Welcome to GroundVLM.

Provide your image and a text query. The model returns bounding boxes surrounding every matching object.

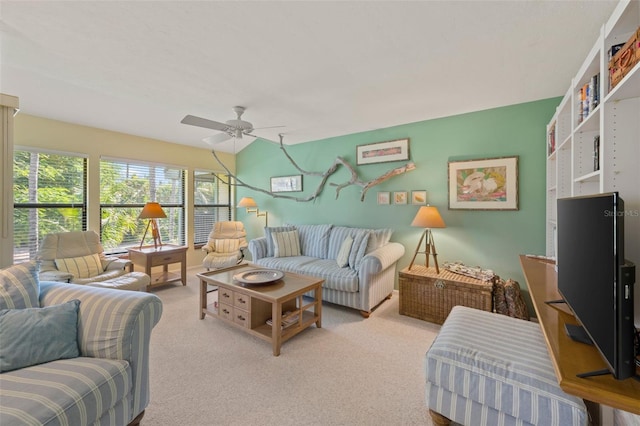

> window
[194,171,232,245]
[13,150,87,263]
[100,158,185,253]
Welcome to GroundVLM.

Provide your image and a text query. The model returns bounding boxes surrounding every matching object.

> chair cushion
[55,253,102,279]
[0,261,40,309]
[214,238,241,254]
[272,230,301,258]
[0,299,80,372]
[0,357,131,426]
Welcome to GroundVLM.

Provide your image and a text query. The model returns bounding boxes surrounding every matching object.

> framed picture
[411,190,427,205]
[377,191,390,205]
[448,156,519,210]
[393,191,408,205]
[270,174,303,193]
[356,138,410,165]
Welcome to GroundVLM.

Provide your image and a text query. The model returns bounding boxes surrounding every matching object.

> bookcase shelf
[545,0,640,331]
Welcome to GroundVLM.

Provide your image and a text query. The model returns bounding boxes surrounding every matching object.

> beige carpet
[144,268,440,425]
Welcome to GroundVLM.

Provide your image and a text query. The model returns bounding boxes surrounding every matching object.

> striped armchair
[0,279,163,425]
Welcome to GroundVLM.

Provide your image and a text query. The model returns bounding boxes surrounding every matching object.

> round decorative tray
[233,269,284,285]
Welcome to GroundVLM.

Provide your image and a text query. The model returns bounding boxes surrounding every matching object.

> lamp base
[140,219,163,250]
[408,228,440,274]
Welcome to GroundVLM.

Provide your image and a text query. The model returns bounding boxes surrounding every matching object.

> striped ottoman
[87,271,150,291]
[425,306,588,426]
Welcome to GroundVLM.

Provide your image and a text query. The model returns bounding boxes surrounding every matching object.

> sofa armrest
[358,242,405,274]
[202,243,214,254]
[103,257,131,271]
[38,281,163,417]
[38,270,73,282]
[248,237,268,261]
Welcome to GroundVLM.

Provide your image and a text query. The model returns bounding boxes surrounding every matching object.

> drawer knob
[237,315,245,321]
[237,299,246,304]
[222,308,230,314]
[434,280,446,289]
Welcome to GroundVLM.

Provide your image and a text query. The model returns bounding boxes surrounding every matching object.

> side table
[399,265,493,324]
[128,245,188,290]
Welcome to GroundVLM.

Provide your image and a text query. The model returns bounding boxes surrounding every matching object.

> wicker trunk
[399,265,493,324]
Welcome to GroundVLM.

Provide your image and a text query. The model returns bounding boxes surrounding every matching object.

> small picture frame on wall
[393,191,408,205]
[356,138,410,165]
[411,190,427,205]
[270,174,303,193]
[377,191,390,205]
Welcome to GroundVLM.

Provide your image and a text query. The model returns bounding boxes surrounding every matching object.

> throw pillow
[0,299,80,372]
[336,235,353,268]
[214,238,241,254]
[348,230,371,269]
[264,226,296,257]
[0,261,40,310]
[55,253,102,279]
[272,230,301,258]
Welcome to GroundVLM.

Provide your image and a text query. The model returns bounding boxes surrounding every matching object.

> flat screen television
[556,192,636,380]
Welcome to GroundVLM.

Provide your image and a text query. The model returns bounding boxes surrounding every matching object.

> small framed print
[270,174,303,193]
[393,191,408,205]
[356,138,410,165]
[377,191,390,205]
[411,190,427,205]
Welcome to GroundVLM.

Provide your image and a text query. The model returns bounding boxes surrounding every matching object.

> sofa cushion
[293,224,333,258]
[0,261,40,309]
[336,235,353,268]
[264,226,296,257]
[55,253,102,279]
[254,257,359,293]
[327,226,355,259]
[348,230,371,269]
[0,357,132,426]
[366,228,393,253]
[0,299,80,372]
[272,230,301,257]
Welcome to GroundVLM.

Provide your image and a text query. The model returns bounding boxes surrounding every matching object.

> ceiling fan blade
[202,133,233,145]
[251,125,286,131]
[181,115,230,132]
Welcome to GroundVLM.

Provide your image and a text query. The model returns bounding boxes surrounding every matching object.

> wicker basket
[399,265,493,324]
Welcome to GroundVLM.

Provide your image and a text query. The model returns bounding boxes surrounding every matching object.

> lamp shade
[237,197,258,208]
[411,206,446,228]
[138,202,167,219]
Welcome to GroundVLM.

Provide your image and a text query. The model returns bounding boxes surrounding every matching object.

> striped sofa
[0,272,163,426]
[249,224,405,317]
[425,306,588,426]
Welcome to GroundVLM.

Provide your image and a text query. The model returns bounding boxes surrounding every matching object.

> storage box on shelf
[609,27,640,90]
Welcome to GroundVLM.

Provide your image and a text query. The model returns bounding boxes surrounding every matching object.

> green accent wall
[237,97,561,312]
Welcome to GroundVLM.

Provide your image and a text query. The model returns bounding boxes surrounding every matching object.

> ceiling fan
[181,106,282,145]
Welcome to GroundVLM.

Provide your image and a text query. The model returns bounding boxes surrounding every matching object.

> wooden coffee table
[197,264,323,356]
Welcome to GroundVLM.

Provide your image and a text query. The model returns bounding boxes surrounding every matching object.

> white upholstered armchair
[37,230,133,284]
[202,221,248,270]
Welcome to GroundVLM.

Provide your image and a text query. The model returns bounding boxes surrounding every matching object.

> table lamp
[237,197,268,226]
[139,202,167,249]
[408,205,446,273]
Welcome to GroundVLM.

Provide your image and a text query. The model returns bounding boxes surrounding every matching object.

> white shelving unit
[546,0,640,324]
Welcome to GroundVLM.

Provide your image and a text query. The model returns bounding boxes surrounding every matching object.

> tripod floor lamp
[139,202,166,249]
[408,205,446,273]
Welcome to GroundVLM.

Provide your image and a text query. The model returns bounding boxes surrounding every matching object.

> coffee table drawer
[233,309,250,328]
[219,303,234,321]
[150,251,183,266]
[219,288,234,305]
[234,293,250,309]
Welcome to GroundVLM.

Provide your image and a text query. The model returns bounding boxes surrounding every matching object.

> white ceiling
[0,1,618,153]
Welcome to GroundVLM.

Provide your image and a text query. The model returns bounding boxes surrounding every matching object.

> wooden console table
[128,245,187,290]
[519,255,639,415]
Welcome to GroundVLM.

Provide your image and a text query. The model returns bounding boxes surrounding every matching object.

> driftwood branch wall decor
[210,134,415,202]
